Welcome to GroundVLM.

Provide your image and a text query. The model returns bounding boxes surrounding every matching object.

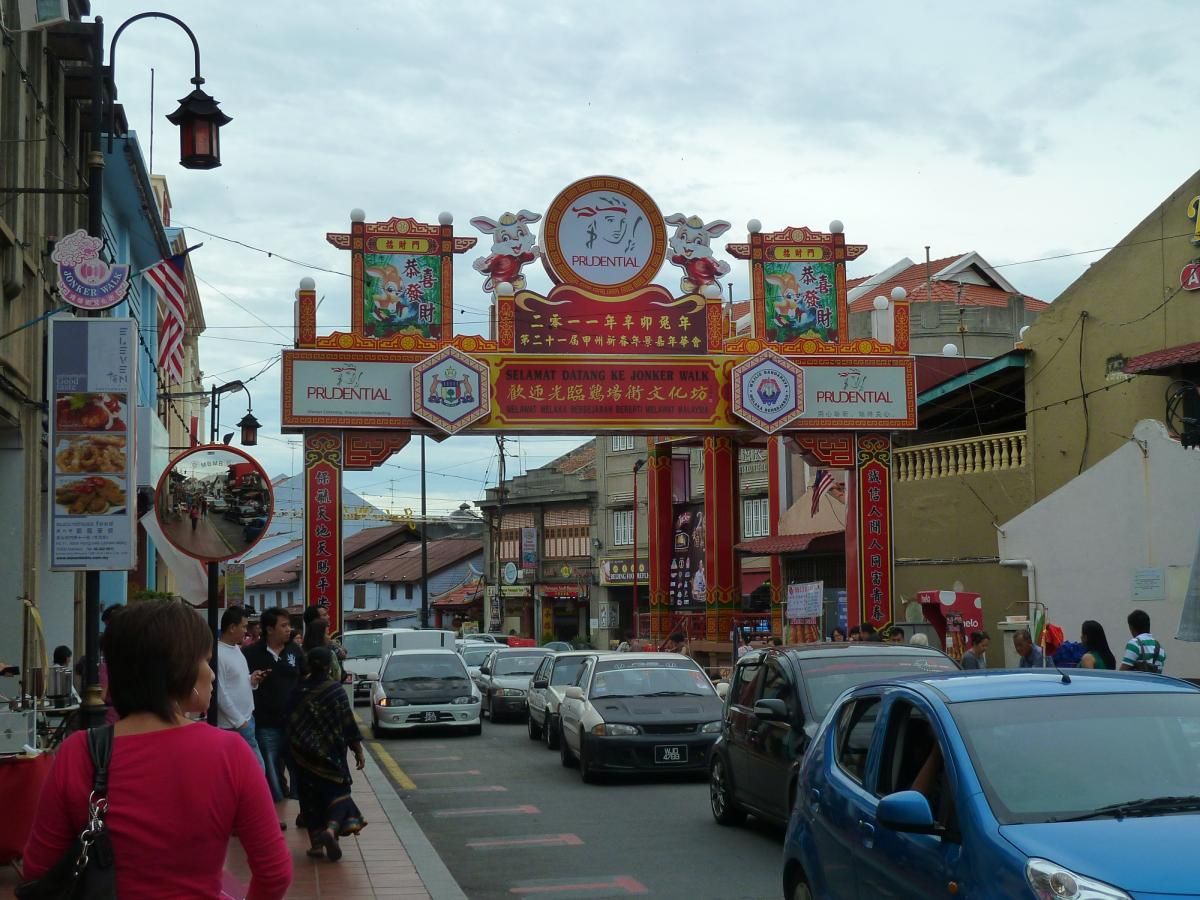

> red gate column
[304,431,344,635]
[703,436,740,642]
[850,434,895,633]
[646,442,674,641]
[767,435,785,637]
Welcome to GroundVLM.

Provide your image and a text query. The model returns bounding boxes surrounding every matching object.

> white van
[343,628,456,702]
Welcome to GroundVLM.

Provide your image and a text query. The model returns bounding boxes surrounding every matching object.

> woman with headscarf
[287,647,366,861]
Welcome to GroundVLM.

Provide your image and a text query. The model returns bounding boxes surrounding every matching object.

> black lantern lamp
[167,86,232,170]
[237,411,261,447]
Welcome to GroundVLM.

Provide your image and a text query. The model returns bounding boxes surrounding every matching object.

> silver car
[370,648,481,737]
[459,643,495,683]
[527,651,596,749]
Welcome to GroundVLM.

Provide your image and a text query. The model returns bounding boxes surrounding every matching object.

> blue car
[784,670,1200,899]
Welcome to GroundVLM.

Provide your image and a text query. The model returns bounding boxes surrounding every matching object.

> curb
[362,747,468,900]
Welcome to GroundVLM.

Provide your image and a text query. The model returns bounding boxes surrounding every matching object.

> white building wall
[999,420,1200,678]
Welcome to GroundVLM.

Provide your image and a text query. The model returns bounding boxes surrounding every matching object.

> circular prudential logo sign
[541,175,667,296]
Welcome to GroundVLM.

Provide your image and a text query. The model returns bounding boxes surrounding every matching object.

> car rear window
[462,647,492,666]
[800,654,958,718]
[382,653,467,680]
[494,654,547,676]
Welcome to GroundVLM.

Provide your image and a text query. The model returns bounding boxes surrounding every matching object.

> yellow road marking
[354,709,417,790]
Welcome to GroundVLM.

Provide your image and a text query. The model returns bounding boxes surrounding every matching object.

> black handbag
[16,724,117,899]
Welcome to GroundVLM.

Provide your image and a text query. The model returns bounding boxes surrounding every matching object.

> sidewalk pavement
[3,745,466,900]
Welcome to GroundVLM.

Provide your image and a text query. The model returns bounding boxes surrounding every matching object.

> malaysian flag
[146,252,189,383]
[810,469,834,517]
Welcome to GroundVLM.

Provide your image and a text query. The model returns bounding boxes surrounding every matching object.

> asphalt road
[363,710,786,900]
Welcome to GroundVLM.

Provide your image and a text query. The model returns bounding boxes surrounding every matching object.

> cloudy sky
[96,0,1197,515]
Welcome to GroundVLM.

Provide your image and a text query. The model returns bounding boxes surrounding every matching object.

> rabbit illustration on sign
[470,209,541,292]
[365,263,420,326]
[765,271,818,334]
[664,213,731,295]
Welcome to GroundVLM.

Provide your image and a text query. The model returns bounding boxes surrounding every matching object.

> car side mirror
[753,698,789,721]
[565,685,584,701]
[480,665,491,675]
[715,681,730,699]
[532,678,549,689]
[877,790,939,835]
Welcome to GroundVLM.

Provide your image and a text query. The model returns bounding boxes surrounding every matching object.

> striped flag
[810,469,834,517]
[146,252,188,383]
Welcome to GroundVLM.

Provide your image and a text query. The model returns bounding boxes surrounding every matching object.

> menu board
[48,317,136,570]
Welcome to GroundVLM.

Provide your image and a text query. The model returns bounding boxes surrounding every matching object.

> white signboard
[1132,567,1166,601]
[799,362,914,425]
[49,317,136,570]
[282,351,418,428]
[598,602,619,629]
[787,580,823,622]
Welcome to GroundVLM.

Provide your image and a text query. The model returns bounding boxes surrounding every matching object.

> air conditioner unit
[16,0,70,31]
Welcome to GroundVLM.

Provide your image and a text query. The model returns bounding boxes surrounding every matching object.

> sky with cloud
[96,0,1199,514]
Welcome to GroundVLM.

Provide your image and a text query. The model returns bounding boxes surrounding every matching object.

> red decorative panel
[646,447,674,640]
[853,434,893,632]
[788,433,856,467]
[893,300,910,353]
[702,436,739,641]
[343,431,411,470]
[296,289,317,348]
[304,431,344,635]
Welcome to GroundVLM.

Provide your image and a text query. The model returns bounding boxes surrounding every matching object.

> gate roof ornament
[412,346,491,435]
[731,349,805,434]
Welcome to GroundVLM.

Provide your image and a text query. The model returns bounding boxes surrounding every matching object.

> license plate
[422,711,439,722]
[654,745,687,764]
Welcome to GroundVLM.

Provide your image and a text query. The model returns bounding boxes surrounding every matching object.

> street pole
[207,560,219,722]
[419,435,429,628]
[631,458,645,641]
[210,383,218,443]
[81,18,107,727]
[493,435,506,634]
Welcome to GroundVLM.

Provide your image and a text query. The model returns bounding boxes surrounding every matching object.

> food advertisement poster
[49,317,136,570]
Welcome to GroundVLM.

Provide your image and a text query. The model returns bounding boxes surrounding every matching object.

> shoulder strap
[88,724,114,795]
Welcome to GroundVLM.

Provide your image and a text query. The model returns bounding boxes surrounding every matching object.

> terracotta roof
[1123,342,1200,375]
[244,525,411,588]
[343,538,483,584]
[734,531,843,555]
[847,256,1048,314]
[546,442,596,480]
[431,575,484,608]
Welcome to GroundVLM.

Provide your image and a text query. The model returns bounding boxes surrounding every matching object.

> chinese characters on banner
[856,434,894,631]
[513,286,707,354]
[494,358,723,427]
[304,431,343,633]
[48,317,136,571]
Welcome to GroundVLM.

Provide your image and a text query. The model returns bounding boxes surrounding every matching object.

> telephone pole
[492,435,506,634]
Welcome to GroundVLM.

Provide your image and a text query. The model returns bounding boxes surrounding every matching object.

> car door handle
[857,819,875,848]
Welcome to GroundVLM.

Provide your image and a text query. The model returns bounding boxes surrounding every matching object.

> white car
[526,651,596,749]
[557,652,725,783]
[459,643,495,685]
[370,648,481,737]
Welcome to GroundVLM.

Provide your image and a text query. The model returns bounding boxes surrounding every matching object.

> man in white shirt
[217,605,266,769]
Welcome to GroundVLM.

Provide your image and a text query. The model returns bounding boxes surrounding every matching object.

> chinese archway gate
[280,176,916,641]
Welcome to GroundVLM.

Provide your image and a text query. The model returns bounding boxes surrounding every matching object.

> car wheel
[709,757,746,826]
[371,718,387,740]
[544,714,559,750]
[578,731,597,784]
[527,710,542,741]
[790,874,814,900]
[559,727,576,768]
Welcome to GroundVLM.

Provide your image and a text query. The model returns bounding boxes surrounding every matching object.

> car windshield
[800,654,959,718]
[382,654,466,681]
[551,657,589,686]
[950,692,1200,825]
[590,659,714,698]
[342,633,382,659]
[495,654,547,676]
[462,647,493,666]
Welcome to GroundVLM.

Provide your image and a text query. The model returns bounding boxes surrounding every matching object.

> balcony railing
[894,431,1026,482]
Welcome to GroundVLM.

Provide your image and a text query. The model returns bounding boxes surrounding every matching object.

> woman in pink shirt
[22,599,292,899]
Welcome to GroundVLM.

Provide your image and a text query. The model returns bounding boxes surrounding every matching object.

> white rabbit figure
[470,209,541,293]
[664,213,731,295]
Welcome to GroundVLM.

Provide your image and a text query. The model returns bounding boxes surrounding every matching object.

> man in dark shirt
[243,607,305,804]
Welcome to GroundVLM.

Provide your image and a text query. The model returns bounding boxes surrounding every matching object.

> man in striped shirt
[1119,609,1166,673]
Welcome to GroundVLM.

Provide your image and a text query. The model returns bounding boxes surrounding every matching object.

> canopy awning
[734,531,843,555]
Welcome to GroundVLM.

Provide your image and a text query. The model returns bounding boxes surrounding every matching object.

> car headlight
[701,721,722,734]
[452,695,477,705]
[592,723,640,736]
[377,697,408,708]
[498,688,526,697]
[1025,858,1131,900]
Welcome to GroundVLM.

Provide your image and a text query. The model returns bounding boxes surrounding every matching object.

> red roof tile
[734,531,843,555]
[432,575,484,608]
[1123,342,1200,374]
[343,538,483,583]
[847,257,1048,314]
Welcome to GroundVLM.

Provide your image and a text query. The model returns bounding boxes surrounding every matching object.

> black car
[709,642,959,827]
[476,647,554,722]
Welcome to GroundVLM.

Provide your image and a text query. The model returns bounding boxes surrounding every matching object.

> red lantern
[166,88,232,170]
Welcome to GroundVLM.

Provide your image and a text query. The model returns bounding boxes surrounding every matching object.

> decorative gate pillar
[766,435,786,636]
[848,434,895,632]
[702,436,740,641]
[646,442,675,640]
[304,431,344,635]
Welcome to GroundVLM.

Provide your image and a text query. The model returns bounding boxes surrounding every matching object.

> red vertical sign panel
[855,434,894,631]
[304,431,344,635]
